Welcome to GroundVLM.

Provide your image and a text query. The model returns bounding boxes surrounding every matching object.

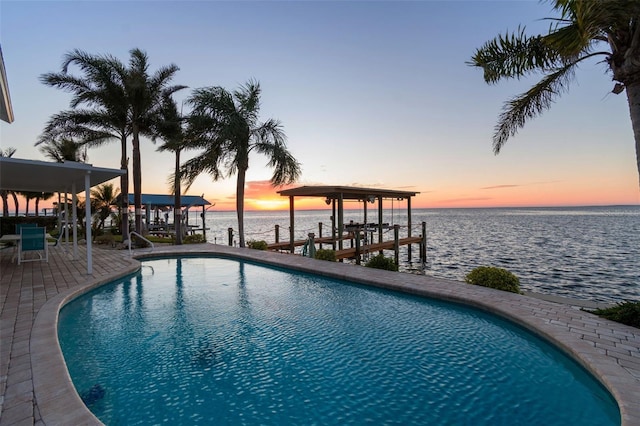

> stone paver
[0,243,638,425]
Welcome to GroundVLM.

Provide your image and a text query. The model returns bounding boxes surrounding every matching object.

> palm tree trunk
[25,198,30,217]
[1,192,8,217]
[626,82,640,188]
[132,127,143,234]
[35,197,40,217]
[11,192,18,217]
[236,167,247,248]
[174,149,183,245]
[120,135,130,239]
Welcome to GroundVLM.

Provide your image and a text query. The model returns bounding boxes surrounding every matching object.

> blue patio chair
[18,227,48,265]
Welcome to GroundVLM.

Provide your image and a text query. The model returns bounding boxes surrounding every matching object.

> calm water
[186,206,639,304]
[59,257,620,425]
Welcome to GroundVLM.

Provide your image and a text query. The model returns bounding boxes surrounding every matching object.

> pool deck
[1,243,639,425]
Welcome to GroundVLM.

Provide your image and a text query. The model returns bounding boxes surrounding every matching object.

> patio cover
[0,157,125,274]
[0,157,124,193]
[0,46,13,123]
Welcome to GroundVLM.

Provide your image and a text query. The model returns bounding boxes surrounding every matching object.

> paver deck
[1,243,638,425]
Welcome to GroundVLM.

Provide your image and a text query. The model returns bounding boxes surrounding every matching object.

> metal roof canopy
[126,193,211,208]
[277,185,419,253]
[0,46,14,124]
[0,157,125,275]
[0,157,125,194]
[278,185,417,200]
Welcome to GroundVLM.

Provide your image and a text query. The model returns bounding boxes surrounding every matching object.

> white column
[72,183,78,260]
[64,192,69,249]
[85,172,92,274]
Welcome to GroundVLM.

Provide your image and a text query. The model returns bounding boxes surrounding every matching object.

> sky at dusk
[1,0,639,211]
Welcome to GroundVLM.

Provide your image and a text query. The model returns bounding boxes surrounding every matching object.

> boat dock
[270,186,428,265]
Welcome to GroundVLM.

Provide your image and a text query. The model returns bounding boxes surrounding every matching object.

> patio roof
[0,157,125,275]
[0,45,13,123]
[277,185,418,200]
[0,157,124,193]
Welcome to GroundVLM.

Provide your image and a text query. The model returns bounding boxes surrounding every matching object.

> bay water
[185,205,639,304]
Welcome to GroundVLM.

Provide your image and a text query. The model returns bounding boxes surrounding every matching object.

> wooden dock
[334,236,423,260]
[266,231,425,265]
[266,234,355,251]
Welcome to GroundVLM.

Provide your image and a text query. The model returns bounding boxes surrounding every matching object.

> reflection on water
[194,206,639,303]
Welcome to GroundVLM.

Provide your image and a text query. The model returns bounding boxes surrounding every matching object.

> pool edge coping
[32,244,640,425]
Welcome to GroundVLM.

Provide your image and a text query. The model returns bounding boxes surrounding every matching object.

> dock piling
[394,224,400,266]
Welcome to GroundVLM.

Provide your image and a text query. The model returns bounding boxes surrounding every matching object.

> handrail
[128,231,154,257]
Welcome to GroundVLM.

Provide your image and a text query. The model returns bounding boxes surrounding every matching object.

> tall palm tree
[152,94,187,244]
[469,0,640,186]
[0,147,17,216]
[124,49,185,233]
[40,49,131,236]
[182,80,301,247]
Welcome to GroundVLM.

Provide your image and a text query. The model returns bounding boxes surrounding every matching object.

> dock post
[355,232,361,265]
[275,224,280,244]
[407,197,412,262]
[421,221,427,263]
[318,222,323,249]
[228,228,233,246]
[394,224,400,266]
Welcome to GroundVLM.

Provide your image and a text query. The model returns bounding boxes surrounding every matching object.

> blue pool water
[58,257,620,425]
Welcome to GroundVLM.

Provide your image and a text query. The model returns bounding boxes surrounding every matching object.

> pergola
[277,185,419,252]
[0,157,125,274]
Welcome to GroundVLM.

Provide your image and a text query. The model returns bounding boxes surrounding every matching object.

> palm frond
[493,62,575,153]
[469,27,561,83]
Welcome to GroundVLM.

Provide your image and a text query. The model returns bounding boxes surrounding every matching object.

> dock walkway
[335,236,423,260]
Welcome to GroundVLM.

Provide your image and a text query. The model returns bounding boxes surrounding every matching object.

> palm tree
[124,49,185,233]
[152,94,187,244]
[37,132,88,163]
[182,80,301,247]
[34,192,55,216]
[19,192,41,217]
[469,0,640,186]
[40,49,131,236]
[91,183,120,230]
[0,147,17,216]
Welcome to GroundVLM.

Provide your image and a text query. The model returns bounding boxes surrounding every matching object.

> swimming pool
[58,256,620,425]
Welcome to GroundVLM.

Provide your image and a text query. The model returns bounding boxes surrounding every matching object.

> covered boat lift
[125,193,211,237]
[277,185,425,263]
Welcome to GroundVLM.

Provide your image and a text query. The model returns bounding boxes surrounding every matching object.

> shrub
[590,301,640,328]
[365,254,398,271]
[184,234,206,244]
[314,249,336,261]
[247,240,268,250]
[94,233,115,247]
[465,266,520,293]
[131,234,150,248]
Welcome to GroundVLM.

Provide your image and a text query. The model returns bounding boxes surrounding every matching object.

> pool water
[58,257,620,425]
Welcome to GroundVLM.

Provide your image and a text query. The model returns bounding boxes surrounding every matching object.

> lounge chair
[18,227,48,265]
